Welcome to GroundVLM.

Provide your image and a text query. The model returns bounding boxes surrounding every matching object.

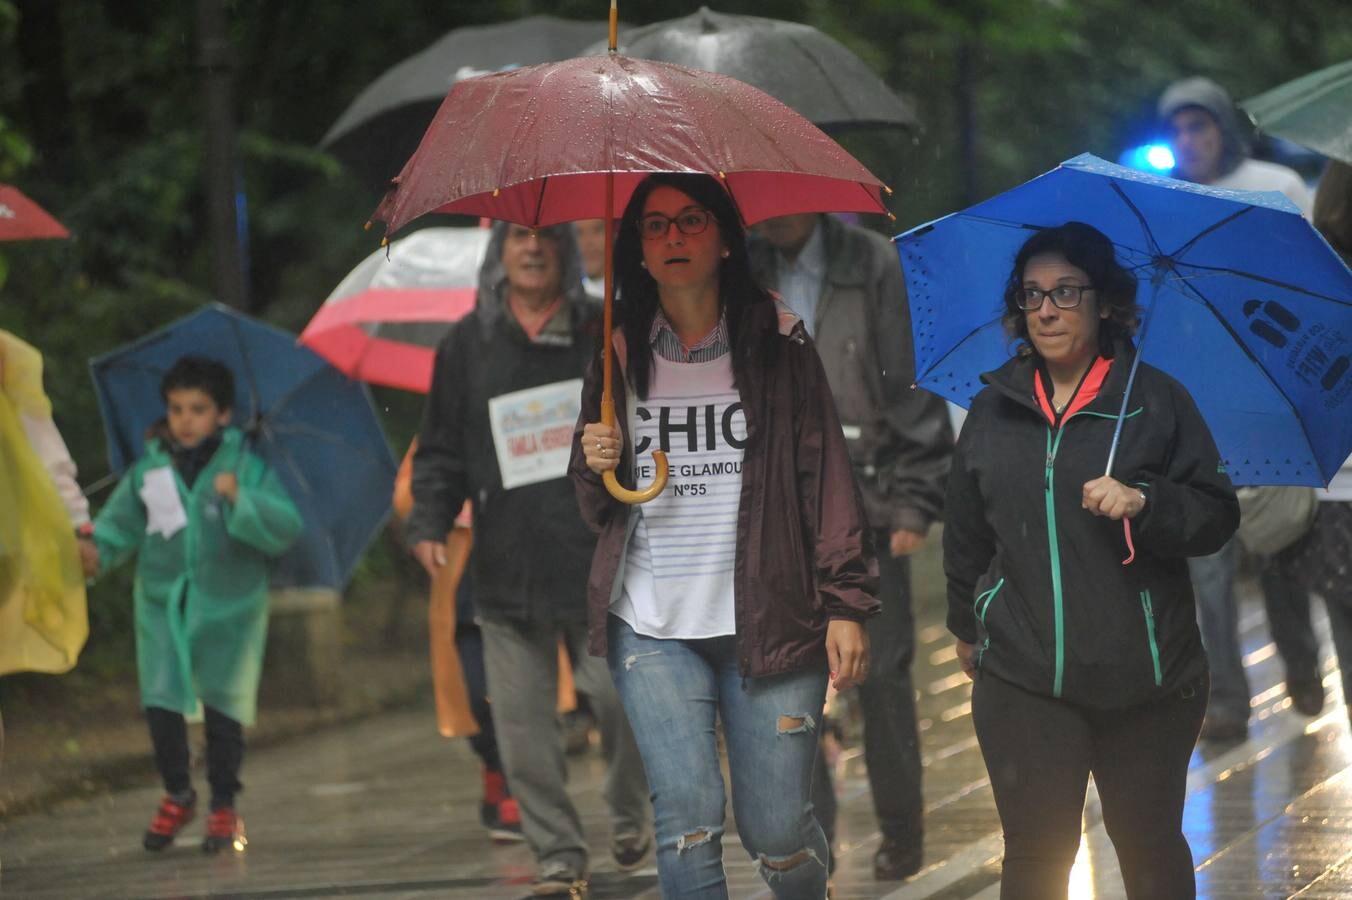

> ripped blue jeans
[607,615,829,899]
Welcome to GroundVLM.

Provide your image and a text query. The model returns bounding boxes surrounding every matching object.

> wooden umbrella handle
[599,398,668,504]
[599,166,668,505]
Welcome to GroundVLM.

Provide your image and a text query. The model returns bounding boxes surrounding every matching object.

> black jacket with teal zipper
[944,342,1239,709]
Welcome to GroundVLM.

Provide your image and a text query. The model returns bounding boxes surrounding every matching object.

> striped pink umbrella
[300,227,490,392]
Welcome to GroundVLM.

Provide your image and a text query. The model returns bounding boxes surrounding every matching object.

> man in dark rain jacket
[408,222,648,895]
[750,213,953,880]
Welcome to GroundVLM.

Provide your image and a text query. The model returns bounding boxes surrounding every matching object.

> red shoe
[144,793,196,851]
[491,796,526,843]
[201,806,246,853]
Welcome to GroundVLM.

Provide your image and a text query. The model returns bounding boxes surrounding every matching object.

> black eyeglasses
[1017,284,1094,310]
[637,208,712,241]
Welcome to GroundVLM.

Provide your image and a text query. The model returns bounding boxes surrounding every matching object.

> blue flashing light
[1119,143,1176,174]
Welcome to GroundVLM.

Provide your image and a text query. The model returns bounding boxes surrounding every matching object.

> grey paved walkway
[3,570,1350,898]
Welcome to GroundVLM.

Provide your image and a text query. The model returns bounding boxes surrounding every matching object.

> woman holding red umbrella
[571,173,877,897]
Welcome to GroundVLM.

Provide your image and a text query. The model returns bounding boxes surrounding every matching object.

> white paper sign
[488,379,583,490]
[140,466,188,539]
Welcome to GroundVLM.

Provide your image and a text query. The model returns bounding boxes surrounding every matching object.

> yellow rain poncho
[0,331,88,675]
[93,426,302,725]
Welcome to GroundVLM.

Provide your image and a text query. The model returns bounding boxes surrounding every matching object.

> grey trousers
[480,617,649,873]
[1188,536,1319,723]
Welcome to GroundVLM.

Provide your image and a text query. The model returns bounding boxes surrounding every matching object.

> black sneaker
[874,836,922,881]
[526,859,587,897]
[562,710,595,756]
[612,831,652,872]
[1289,678,1326,717]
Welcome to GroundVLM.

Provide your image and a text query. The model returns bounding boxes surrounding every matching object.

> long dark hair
[615,173,775,399]
[1001,221,1139,358]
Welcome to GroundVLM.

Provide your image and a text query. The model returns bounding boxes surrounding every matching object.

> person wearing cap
[1159,75,1313,214]
[1158,76,1324,743]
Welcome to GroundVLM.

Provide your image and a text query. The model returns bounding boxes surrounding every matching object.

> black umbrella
[590,6,916,132]
[321,15,619,188]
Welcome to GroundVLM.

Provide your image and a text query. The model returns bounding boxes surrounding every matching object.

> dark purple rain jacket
[568,298,880,678]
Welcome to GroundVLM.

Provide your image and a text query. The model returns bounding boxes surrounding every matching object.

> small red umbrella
[300,226,490,393]
[0,185,70,242]
[371,2,890,503]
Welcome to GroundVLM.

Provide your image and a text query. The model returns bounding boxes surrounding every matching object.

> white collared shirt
[773,220,827,337]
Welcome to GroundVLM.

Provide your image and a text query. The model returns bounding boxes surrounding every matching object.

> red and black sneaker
[490,796,526,843]
[143,792,196,851]
[201,806,246,854]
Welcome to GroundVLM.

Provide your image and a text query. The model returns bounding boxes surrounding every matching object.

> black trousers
[971,671,1207,900]
[146,705,244,810]
[456,623,503,772]
[812,545,923,847]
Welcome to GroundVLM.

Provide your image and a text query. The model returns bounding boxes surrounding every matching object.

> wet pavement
[3,567,1351,899]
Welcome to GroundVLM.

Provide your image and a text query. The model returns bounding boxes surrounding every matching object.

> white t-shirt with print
[611,352,746,639]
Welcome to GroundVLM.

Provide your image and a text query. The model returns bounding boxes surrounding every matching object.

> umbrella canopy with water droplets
[370,52,890,236]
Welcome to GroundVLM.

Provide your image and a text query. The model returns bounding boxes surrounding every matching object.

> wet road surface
[3,573,1349,899]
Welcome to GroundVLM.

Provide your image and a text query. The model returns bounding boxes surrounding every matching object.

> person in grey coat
[750,213,953,880]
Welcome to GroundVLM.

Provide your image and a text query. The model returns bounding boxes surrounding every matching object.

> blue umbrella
[90,303,396,588]
[897,153,1352,486]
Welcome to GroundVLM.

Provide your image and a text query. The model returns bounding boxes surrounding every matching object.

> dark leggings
[146,705,244,810]
[971,672,1207,900]
[456,623,502,772]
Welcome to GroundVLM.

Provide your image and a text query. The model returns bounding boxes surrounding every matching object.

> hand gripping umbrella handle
[600,397,669,504]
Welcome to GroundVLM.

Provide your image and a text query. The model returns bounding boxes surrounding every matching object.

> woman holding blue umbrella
[944,222,1238,899]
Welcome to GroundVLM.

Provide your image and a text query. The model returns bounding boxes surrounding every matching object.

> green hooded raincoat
[93,427,303,725]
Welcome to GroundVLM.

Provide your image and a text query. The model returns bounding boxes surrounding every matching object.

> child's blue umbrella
[90,304,397,589]
[896,153,1352,487]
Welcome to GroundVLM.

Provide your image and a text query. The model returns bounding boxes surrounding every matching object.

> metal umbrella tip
[718,171,726,179]
[363,221,373,231]
[380,237,389,247]
[886,212,897,221]
[492,187,501,197]
[883,185,894,195]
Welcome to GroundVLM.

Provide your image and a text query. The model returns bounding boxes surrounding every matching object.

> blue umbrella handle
[1104,278,1160,478]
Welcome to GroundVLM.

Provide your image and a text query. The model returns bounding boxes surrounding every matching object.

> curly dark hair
[160,355,235,411]
[615,173,775,400]
[1001,222,1139,358]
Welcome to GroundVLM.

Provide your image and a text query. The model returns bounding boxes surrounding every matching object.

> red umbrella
[299,227,490,393]
[370,56,888,234]
[0,185,69,242]
[370,3,890,503]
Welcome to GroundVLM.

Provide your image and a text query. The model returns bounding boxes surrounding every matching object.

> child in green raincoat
[92,356,303,854]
